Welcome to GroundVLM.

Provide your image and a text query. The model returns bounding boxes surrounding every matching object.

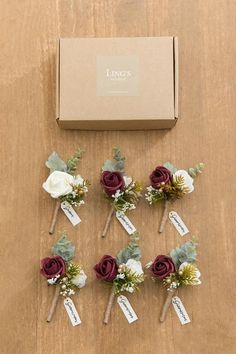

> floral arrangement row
[42,148,204,235]
[41,233,200,324]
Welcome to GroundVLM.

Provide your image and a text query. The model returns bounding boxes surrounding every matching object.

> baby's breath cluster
[113,261,144,295]
[145,185,164,204]
[59,276,76,297]
[111,177,142,213]
[60,176,89,207]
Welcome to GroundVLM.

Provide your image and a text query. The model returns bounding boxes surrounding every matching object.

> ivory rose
[173,170,194,193]
[43,171,74,198]
[125,259,144,279]
[71,270,87,288]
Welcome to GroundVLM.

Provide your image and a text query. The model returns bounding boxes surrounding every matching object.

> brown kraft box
[56,36,179,130]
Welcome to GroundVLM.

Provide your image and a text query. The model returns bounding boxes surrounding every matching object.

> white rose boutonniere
[43,150,89,234]
[43,171,74,198]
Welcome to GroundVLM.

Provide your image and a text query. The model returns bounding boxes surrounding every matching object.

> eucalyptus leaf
[52,234,75,262]
[45,152,67,174]
[102,147,125,172]
[188,163,205,178]
[116,232,141,264]
[113,147,125,172]
[66,149,83,174]
[170,240,197,268]
[102,160,116,172]
[163,161,178,174]
[113,160,125,172]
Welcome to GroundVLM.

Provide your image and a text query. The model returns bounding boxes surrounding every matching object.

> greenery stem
[159,200,170,233]
[101,206,114,238]
[49,200,61,235]
[160,289,176,322]
[46,286,60,322]
[103,286,115,324]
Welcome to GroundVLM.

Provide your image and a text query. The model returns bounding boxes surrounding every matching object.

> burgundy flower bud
[100,171,125,196]
[94,255,118,282]
[150,255,176,280]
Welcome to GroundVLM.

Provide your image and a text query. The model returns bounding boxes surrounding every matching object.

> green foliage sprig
[188,163,205,178]
[116,232,141,264]
[66,149,84,174]
[45,152,67,173]
[66,262,82,279]
[45,149,83,175]
[102,147,125,172]
[170,239,197,268]
[52,233,75,262]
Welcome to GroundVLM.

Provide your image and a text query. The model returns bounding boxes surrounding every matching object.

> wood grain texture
[0,1,236,353]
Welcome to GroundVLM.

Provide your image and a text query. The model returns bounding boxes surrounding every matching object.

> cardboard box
[56,37,178,130]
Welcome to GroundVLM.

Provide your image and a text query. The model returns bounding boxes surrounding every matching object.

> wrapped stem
[103,286,115,324]
[49,200,61,235]
[160,289,176,322]
[159,200,170,233]
[101,205,114,238]
[46,285,60,322]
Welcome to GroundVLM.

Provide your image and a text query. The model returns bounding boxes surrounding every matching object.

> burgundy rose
[40,256,66,279]
[150,166,172,189]
[150,255,176,280]
[94,255,118,282]
[100,171,125,196]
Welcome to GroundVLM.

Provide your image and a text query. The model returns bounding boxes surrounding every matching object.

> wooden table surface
[1,1,236,353]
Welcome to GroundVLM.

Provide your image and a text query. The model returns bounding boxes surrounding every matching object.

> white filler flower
[123,176,133,187]
[73,175,84,186]
[43,171,74,198]
[173,170,194,193]
[71,270,87,288]
[125,259,144,280]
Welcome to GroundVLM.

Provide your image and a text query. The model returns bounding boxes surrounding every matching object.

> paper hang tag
[172,296,191,325]
[61,201,81,226]
[117,295,138,324]
[63,297,82,326]
[169,211,189,236]
[116,212,136,235]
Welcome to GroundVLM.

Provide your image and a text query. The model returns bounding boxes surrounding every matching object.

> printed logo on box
[97,56,139,96]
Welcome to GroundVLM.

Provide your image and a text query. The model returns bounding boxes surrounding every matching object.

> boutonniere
[43,150,89,234]
[148,239,201,322]
[145,162,204,233]
[100,148,142,238]
[40,233,87,323]
[94,232,144,324]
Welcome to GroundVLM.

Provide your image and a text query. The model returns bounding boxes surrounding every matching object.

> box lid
[56,37,178,129]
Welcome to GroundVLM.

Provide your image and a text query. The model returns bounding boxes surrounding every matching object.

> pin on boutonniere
[147,239,201,322]
[40,233,87,323]
[145,162,204,233]
[100,148,142,238]
[43,150,89,234]
[94,232,144,324]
